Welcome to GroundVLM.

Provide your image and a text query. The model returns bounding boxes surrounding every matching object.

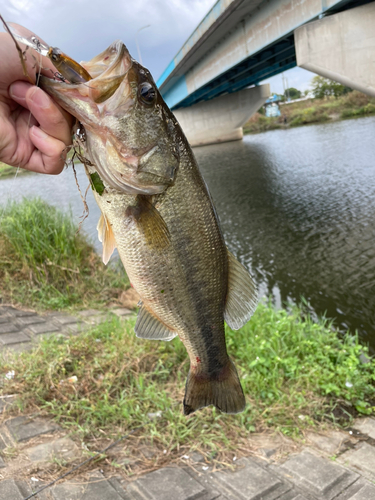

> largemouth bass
[39,40,258,415]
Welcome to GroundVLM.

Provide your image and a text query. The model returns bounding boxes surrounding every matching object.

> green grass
[2,303,374,465]
[0,162,32,179]
[289,107,330,127]
[0,198,129,310]
[341,103,375,118]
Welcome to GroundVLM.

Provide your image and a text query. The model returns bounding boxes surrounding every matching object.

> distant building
[264,94,282,117]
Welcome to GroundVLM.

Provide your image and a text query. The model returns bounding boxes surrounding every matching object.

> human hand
[0,32,74,174]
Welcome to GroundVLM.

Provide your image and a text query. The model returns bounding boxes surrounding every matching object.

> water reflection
[194,116,375,349]
[0,116,374,348]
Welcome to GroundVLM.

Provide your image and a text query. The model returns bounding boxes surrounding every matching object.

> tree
[285,87,301,100]
[310,76,352,99]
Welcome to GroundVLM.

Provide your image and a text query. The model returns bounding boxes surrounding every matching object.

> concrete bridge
[157,0,375,146]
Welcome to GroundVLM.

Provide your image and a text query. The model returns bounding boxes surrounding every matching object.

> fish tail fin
[183,359,245,415]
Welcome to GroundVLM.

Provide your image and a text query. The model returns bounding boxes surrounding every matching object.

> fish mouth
[40,40,178,196]
[39,40,133,125]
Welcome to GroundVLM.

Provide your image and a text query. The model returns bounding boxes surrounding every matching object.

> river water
[0,116,374,348]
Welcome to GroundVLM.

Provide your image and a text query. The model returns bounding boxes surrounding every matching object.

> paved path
[1,306,375,499]
[0,305,133,353]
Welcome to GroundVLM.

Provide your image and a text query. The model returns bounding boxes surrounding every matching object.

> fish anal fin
[126,195,170,250]
[183,359,245,415]
[97,213,117,265]
[135,305,177,341]
[224,250,258,330]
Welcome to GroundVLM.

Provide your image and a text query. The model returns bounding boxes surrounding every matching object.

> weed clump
[2,304,374,452]
[0,197,129,309]
[289,107,329,127]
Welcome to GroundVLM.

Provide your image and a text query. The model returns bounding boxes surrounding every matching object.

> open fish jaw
[39,41,179,196]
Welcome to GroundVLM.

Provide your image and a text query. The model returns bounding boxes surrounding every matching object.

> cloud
[1,0,216,79]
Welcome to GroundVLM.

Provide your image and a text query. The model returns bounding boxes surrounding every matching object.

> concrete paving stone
[277,450,359,500]
[52,315,79,325]
[0,314,12,324]
[335,479,375,500]
[86,315,107,325]
[353,418,375,440]
[112,308,133,317]
[0,456,5,468]
[17,315,47,326]
[349,484,375,500]
[0,479,24,500]
[0,429,12,450]
[78,309,103,317]
[306,430,351,455]
[278,493,308,500]
[26,437,79,463]
[10,309,37,317]
[0,331,30,344]
[64,322,84,334]
[51,472,127,500]
[6,415,60,442]
[27,322,60,335]
[4,342,33,353]
[0,395,16,414]
[207,457,291,500]
[338,442,375,482]
[127,467,219,500]
[0,323,19,334]
[107,477,134,500]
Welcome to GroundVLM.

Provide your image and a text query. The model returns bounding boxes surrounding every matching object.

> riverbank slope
[244,90,375,134]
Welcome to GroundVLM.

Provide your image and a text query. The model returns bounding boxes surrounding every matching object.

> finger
[0,33,59,94]
[28,125,68,174]
[10,82,74,146]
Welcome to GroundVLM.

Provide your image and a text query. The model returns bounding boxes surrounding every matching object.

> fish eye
[139,82,156,106]
[49,48,62,63]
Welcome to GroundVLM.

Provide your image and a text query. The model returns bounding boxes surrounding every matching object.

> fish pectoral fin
[127,195,170,250]
[97,213,117,265]
[135,305,177,341]
[224,250,258,330]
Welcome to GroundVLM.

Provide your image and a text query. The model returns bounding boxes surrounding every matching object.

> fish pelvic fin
[97,213,117,265]
[183,359,245,415]
[224,250,258,330]
[135,305,177,341]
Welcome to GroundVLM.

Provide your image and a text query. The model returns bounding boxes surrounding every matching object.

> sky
[1,0,316,93]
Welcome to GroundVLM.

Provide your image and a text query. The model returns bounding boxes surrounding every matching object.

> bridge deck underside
[166,0,374,111]
[173,35,296,110]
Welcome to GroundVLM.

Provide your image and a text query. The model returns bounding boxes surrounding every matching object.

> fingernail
[9,82,28,101]
[30,88,51,109]
[31,126,49,140]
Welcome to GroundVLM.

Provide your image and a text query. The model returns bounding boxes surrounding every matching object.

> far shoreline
[243,90,375,135]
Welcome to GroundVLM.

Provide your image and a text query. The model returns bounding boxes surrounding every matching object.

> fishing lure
[1,18,92,83]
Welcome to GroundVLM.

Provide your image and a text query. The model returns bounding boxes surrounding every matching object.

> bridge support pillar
[173,84,270,147]
[295,2,375,97]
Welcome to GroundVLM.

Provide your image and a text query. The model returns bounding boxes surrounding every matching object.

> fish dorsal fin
[97,213,117,265]
[224,251,258,330]
[135,305,177,341]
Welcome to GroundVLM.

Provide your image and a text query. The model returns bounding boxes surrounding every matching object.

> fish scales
[95,149,229,371]
[39,39,258,414]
